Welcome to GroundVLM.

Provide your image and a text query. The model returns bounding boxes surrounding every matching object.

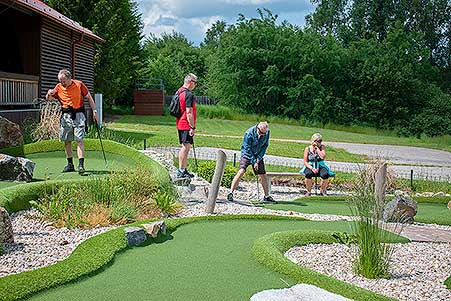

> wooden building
[0,0,103,124]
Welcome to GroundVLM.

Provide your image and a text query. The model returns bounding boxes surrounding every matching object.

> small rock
[447,201,451,210]
[383,192,417,223]
[142,221,167,238]
[124,227,146,246]
[60,240,69,246]
[434,192,446,197]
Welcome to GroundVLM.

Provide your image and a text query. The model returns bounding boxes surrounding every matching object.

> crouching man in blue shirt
[227,121,277,204]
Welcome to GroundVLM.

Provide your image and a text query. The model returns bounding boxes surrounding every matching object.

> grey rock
[0,207,14,243]
[124,227,146,246]
[447,201,451,209]
[0,116,23,149]
[383,192,417,223]
[250,284,352,301]
[142,221,166,238]
[0,154,35,182]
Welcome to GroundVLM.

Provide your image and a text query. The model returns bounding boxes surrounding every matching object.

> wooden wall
[40,18,95,98]
[134,90,164,115]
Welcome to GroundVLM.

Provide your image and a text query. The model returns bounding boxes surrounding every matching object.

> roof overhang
[6,0,104,42]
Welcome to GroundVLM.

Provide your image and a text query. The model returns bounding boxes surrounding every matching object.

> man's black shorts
[178,130,194,144]
[239,157,266,175]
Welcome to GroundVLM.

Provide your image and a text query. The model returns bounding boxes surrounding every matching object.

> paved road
[197,134,451,167]
[145,146,451,181]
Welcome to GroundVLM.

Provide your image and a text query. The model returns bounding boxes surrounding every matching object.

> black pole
[410,169,414,190]
[95,121,108,167]
[143,138,147,150]
[233,153,236,167]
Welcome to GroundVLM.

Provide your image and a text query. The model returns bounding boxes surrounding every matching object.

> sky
[136,0,316,45]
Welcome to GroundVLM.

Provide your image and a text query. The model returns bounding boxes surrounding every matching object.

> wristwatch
[190,126,196,130]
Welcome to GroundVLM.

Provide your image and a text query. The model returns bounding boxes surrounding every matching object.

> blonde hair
[311,133,322,143]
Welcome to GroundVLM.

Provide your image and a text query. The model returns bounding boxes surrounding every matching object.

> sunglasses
[314,139,322,143]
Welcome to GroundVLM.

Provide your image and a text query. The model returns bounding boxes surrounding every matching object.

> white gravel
[286,243,451,301]
[0,209,114,278]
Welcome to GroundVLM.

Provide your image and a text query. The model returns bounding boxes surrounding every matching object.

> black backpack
[169,88,188,118]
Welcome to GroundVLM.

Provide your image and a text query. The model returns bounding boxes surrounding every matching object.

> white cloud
[136,0,315,44]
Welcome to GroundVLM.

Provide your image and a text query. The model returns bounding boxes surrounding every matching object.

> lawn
[107,110,451,153]
[105,115,365,163]
[29,219,370,301]
[265,199,451,226]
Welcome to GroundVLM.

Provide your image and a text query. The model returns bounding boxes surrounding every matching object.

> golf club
[94,120,108,168]
[192,139,198,172]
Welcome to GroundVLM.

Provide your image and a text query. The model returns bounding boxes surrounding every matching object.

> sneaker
[183,169,195,178]
[62,163,75,173]
[176,170,190,179]
[78,165,85,175]
[305,192,311,197]
[320,191,327,196]
[227,192,234,202]
[263,195,278,204]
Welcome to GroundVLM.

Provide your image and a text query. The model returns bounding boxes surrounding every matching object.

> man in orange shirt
[46,69,98,174]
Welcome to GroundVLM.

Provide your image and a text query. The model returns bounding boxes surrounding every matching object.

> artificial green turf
[30,219,357,301]
[265,199,451,226]
[28,151,136,180]
[0,151,136,190]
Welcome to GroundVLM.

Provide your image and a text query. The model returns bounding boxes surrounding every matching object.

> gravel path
[286,243,451,301]
[0,209,114,278]
[144,146,451,180]
[197,134,451,167]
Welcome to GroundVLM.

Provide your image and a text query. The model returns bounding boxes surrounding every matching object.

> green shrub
[29,166,176,228]
[445,275,451,289]
[348,162,398,279]
[196,161,237,188]
[152,191,182,217]
[0,244,4,256]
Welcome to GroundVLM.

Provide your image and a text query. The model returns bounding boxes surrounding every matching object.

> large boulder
[0,154,35,182]
[383,191,417,223]
[0,116,23,149]
[0,207,14,243]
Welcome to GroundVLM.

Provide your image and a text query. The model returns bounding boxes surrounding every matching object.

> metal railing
[0,72,39,105]
[165,95,217,105]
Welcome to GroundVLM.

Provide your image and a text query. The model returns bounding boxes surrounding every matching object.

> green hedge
[0,215,307,301]
[0,139,172,213]
[196,160,238,188]
[251,230,408,301]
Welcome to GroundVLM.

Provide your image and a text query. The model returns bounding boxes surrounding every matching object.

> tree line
[47,0,451,137]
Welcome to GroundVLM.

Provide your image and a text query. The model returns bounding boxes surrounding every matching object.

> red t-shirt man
[176,74,197,179]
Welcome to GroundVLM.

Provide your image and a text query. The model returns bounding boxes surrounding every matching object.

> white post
[95,93,103,127]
